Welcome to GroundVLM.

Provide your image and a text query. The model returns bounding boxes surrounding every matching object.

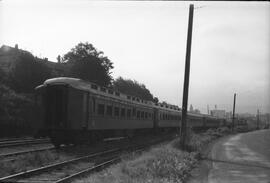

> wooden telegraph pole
[257,109,260,129]
[180,4,194,150]
[232,93,236,131]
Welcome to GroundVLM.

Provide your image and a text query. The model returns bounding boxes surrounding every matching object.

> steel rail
[0,148,121,182]
[0,135,175,183]
[55,136,175,183]
[0,147,55,158]
[0,139,50,148]
[54,146,148,183]
[0,137,32,143]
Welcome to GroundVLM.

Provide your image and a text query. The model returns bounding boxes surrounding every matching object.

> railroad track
[0,136,174,183]
[0,138,50,148]
[0,146,55,158]
[0,137,32,143]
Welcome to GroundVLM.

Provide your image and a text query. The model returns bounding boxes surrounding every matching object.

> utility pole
[257,109,260,130]
[180,4,194,150]
[267,113,270,128]
[232,93,236,131]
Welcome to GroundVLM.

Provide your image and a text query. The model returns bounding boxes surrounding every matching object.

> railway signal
[180,4,194,150]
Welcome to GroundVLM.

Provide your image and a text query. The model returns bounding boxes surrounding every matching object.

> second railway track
[0,138,50,148]
[0,135,174,183]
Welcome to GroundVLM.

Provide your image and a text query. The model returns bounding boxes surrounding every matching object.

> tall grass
[75,141,198,183]
[75,128,231,183]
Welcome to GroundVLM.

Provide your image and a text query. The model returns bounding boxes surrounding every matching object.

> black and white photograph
[0,0,269,182]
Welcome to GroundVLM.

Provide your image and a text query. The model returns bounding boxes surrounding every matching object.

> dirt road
[189,130,270,183]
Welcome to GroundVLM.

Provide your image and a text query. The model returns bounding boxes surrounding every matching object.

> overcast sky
[0,0,269,114]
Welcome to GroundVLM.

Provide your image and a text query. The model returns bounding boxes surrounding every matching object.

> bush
[0,83,35,137]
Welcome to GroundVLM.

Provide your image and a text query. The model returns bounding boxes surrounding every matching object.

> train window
[98,104,105,115]
[91,84,98,90]
[137,111,140,119]
[127,109,131,118]
[108,90,114,94]
[92,98,96,113]
[133,108,136,116]
[115,92,120,96]
[106,105,113,116]
[114,107,119,117]
[132,97,136,101]
[121,108,126,117]
[127,96,131,100]
[101,87,106,92]
[141,111,144,119]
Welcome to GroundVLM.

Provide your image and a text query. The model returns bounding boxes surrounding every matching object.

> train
[35,77,226,147]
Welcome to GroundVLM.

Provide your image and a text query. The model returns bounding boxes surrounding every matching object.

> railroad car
[35,77,225,147]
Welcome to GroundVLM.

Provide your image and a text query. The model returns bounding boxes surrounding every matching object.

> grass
[75,127,231,183]
[75,141,197,183]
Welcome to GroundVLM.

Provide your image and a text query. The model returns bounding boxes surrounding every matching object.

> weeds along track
[0,135,174,183]
[0,138,50,148]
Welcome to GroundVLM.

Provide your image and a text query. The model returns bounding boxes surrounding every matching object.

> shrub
[0,83,35,137]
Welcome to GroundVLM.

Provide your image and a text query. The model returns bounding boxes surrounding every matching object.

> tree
[153,97,159,104]
[10,52,51,93]
[113,77,155,101]
[62,42,114,86]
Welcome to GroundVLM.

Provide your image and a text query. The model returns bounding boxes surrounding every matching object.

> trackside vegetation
[74,127,231,183]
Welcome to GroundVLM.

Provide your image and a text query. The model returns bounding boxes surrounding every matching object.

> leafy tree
[10,52,51,93]
[113,77,155,101]
[153,97,159,104]
[62,42,114,86]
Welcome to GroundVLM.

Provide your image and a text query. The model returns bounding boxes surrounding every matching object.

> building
[0,44,68,77]
[210,109,226,119]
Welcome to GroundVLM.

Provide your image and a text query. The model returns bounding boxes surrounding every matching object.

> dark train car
[187,112,204,129]
[35,77,154,146]
[35,77,226,146]
[203,114,222,128]
[154,103,181,131]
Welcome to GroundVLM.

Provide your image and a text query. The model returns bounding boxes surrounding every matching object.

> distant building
[211,109,226,118]
[225,111,232,119]
[0,44,68,77]
[189,104,194,112]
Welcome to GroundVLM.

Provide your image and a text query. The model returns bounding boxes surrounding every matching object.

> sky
[0,0,269,114]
